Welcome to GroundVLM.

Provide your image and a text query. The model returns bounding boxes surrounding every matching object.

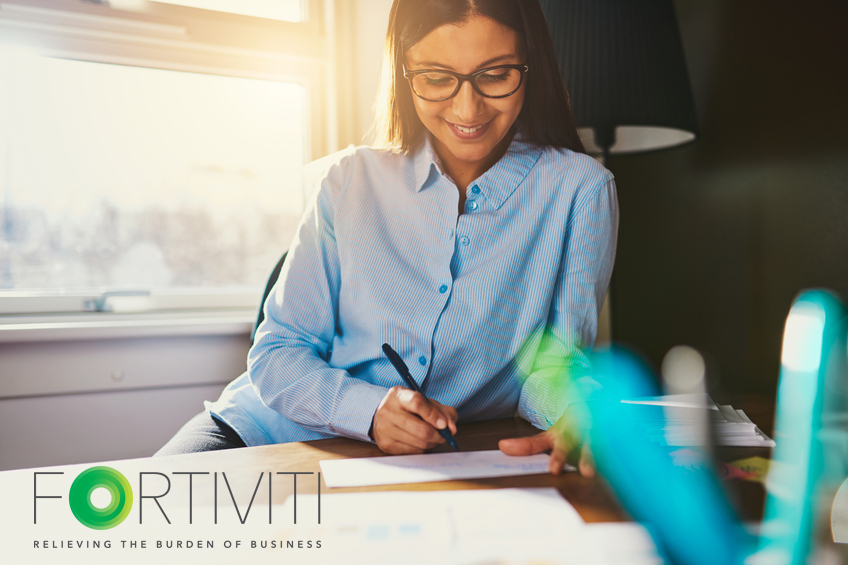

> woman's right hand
[370,386,458,454]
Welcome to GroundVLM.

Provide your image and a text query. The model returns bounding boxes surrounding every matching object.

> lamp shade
[539,0,699,155]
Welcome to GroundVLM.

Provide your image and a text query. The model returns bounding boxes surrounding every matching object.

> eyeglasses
[402,64,529,102]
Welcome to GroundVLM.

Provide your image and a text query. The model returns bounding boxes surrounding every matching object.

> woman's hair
[374,0,585,154]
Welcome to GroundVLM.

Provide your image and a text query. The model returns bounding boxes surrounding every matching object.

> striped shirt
[207,134,618,447]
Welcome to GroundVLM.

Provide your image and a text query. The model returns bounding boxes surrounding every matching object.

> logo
[67,466,133,530]
[34,468,320,530]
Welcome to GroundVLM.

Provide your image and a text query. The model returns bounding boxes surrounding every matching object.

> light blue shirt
[207,134,618,447]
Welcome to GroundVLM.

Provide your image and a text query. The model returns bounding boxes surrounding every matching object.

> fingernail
[436,418,446,429]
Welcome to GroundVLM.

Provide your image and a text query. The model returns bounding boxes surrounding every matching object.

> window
[153,0,305,22]
[1,51,305,290]
[0,0,331,315]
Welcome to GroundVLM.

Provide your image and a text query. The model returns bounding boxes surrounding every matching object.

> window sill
[0,309,255,343]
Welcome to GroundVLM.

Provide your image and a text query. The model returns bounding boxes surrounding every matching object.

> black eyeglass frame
[402,64,529,101]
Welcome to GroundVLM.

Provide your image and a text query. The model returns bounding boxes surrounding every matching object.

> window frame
[0,0,335,318]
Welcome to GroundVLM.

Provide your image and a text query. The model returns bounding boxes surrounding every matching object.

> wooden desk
[124,417,625,523]
[4,395,773,525]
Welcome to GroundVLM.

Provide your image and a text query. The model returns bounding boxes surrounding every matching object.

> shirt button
[471,185,481,194]
[460,236,470,246]
[418,356,427,366]
[468,200,478,211]
[439,284,448,293]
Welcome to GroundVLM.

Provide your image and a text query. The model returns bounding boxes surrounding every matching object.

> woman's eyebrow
[410,53,518,70]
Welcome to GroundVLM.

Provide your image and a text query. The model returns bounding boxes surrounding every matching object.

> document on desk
[274,488,592,565]
[584,523,664,565]
[621,394,776,447]
[319,449,565,488]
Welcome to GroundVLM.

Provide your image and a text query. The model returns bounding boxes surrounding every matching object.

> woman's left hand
[498,403,595,477]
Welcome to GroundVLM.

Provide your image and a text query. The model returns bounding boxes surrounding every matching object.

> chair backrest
[251,251,287,346]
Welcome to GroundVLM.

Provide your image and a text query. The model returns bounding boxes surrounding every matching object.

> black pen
[381,343,460,451]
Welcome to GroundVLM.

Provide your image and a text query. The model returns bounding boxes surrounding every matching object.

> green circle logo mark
[68,466,132,530]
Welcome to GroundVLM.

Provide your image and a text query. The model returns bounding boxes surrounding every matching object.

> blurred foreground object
[661,346,713,460]
[755,290,848,563]
[580,288,848,565]
[586,348,752,565]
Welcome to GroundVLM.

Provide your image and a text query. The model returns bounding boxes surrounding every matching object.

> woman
[157,0,617,475]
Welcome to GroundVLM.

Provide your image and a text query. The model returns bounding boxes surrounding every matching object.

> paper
[622,392,721,410]
[273,488,591,565]
[622,395,775,447]
[583,523,663,565]
[319,449,561,488]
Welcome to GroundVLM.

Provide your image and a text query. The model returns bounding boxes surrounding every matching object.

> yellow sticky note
[729,456,771,483]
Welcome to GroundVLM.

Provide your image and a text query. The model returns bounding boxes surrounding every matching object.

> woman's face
[404,15,525,171]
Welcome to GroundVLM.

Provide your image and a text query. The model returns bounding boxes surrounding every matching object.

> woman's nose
[451,80,484,123]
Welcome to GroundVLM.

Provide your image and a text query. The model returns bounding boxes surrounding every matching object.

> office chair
[250,251,288,346]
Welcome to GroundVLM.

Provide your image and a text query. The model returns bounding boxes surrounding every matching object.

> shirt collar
[412,135,442,192]
[475,134,543,210]
[412,132,544,208]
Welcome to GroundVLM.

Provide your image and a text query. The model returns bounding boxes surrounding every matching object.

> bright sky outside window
[0,47,306,291]
[152,0,303,22]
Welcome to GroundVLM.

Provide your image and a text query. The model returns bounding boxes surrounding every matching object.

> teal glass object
[822,313,848,494]
[586,348,752,565]
[756,290,847,565]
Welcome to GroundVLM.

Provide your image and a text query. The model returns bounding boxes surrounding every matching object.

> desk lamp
[538,0,700,343]
[538,0,699,164]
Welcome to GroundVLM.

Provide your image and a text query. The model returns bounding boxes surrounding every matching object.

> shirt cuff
[518,370,602,430]
[517,367,563,430]
[330,382,388,442]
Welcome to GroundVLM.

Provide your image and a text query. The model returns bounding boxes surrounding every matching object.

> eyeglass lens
[411,67,523,100]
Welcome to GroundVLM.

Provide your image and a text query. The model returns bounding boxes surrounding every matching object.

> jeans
[154,411,246,456]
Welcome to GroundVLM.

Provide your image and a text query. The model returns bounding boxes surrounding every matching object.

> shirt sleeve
[517,175,619,429]
[247,157,388,443]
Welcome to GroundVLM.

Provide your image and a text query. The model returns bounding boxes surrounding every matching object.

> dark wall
[610,0,848,395]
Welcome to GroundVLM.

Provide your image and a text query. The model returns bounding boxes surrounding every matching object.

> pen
[381,343,460,451]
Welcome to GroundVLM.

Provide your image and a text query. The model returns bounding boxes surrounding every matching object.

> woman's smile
[444,117,494,139]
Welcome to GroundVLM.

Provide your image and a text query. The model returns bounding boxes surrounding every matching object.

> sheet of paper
[620,395,776,447]
[319,449,563,488]
[622,393,720,410]
[583,523,664,565]
[273,488,591,565]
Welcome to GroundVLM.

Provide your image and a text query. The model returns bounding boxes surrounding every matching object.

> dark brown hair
[374,0,585,154]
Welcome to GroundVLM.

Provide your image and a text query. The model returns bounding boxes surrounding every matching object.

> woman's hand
[370,386,458,454]
[498,402,595,477]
